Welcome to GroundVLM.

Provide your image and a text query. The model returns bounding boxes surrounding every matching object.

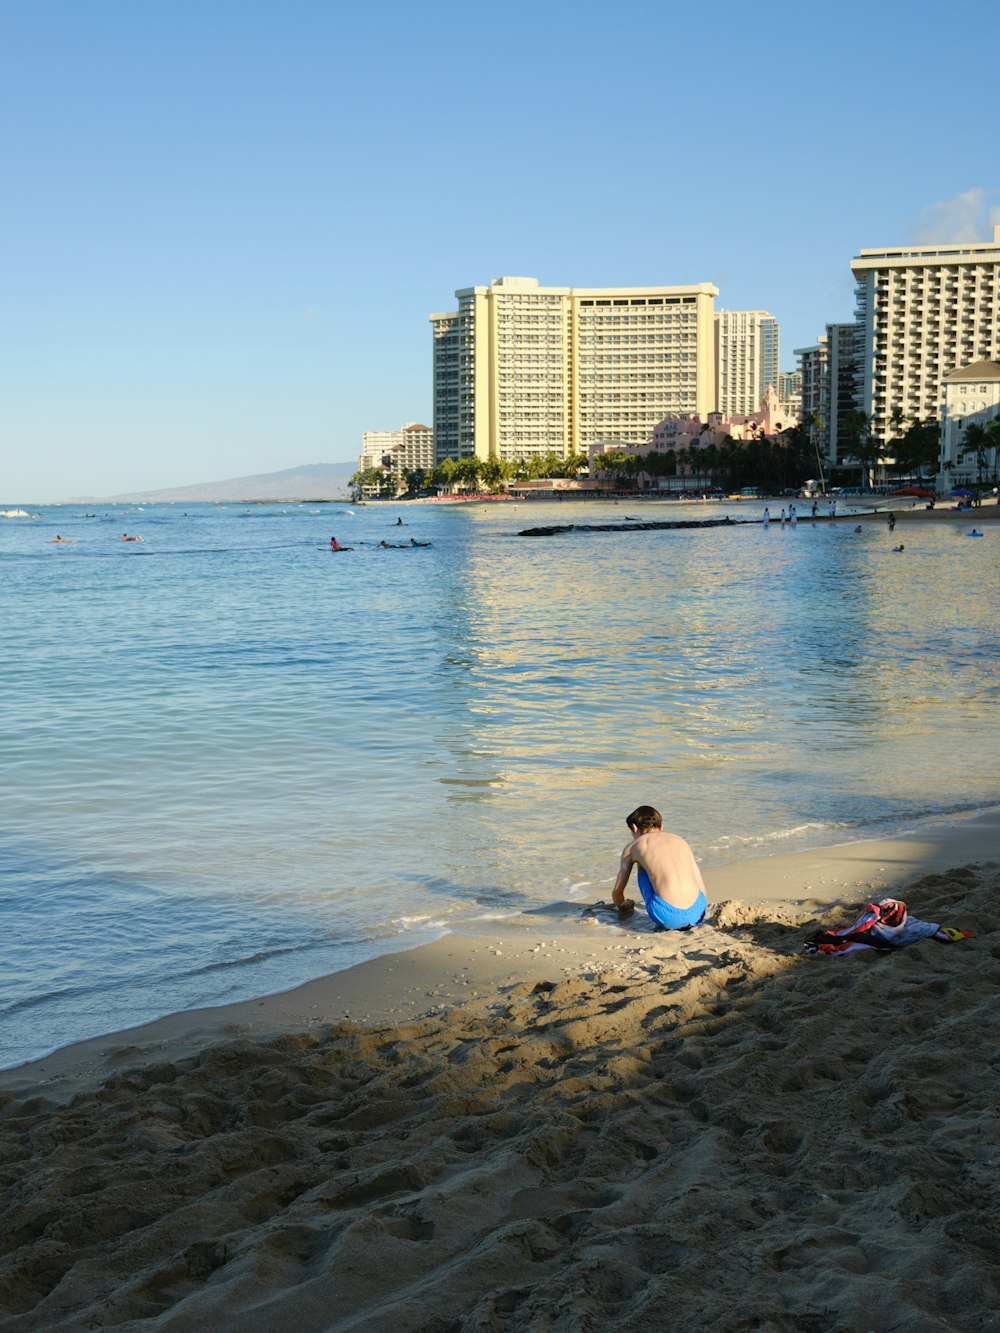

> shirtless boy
[611,805,708,930]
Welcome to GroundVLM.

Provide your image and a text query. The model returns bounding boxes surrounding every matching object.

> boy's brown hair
[626,805,662,834]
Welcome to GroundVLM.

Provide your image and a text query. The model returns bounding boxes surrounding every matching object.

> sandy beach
[1,811,998,1331]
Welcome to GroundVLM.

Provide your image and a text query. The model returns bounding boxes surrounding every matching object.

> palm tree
[433,457,457,493]
[798,412,827,492]
[842,411,881,490]
[593,449,631,484]
[452,458,481,493]
[699,442,719,487]
[989,416,1000,485]
[961,423,991,495]
[400,467,426,498]
[558,450,589,479]
[478,458,505,493]
[890,419,940,481]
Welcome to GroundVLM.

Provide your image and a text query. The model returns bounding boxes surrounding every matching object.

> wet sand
[1,810,997,1331]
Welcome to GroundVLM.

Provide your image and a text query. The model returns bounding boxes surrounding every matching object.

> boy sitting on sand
[612,805,708,930]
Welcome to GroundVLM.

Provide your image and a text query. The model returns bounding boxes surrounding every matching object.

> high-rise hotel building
[852,225,1000,445]
[430,276,718,462]
[714,310,780,416]
[794,325,861,467]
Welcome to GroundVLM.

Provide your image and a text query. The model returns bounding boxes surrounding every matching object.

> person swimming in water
[611,805,708,931]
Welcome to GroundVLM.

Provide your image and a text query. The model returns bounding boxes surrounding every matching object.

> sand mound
[1,866,996,1331]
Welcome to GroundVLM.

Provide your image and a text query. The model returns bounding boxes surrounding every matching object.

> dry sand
[1,812,998,1331]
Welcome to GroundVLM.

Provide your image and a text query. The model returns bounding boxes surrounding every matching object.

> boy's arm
[611,845,635,906]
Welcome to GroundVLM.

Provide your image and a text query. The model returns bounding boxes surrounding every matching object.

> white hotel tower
[714,310,780,417]
[852,226,1000,445]
[430,276,718,463]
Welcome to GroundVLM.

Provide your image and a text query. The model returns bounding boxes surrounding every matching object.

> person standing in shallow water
[611,805,708,930]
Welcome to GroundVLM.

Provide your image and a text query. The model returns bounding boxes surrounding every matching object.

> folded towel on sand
[805,897,975,956]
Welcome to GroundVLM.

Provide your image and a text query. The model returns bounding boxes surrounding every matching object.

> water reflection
[427,507,998,882]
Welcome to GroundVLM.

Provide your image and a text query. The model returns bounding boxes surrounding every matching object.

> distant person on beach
[611,805,708,930]
[762,507,770,528]
[811,501,818,517]
[888,513,896,532]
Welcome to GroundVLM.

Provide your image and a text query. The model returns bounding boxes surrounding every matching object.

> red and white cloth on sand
[804,898,974,957]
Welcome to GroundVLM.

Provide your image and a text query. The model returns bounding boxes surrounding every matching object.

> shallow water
[1,499,997,1066]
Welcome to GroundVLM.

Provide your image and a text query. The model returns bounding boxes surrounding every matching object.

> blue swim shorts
[637,870,707,930]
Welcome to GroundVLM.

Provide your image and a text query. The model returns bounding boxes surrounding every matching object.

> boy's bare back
[625,829,705,910]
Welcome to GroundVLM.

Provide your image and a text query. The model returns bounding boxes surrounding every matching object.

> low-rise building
[938,361,1000,493]
[359,423,435,477]
[589,385,798,476]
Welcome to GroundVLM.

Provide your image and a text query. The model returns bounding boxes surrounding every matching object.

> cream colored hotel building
[430,276,718,462]
[852,225,1000,445]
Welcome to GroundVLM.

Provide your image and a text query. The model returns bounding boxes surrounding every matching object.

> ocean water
[1,498,997,1068]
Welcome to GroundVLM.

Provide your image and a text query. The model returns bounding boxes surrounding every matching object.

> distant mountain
[66,461,357,503]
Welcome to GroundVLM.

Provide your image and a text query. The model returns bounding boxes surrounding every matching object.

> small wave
[708,821,841,851]
[175,940,342,981]
[0,982,92,1021]
[703,799,998,860]
[386,915,450,932]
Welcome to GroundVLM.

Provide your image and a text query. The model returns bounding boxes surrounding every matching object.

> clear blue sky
[3,0,998,500]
